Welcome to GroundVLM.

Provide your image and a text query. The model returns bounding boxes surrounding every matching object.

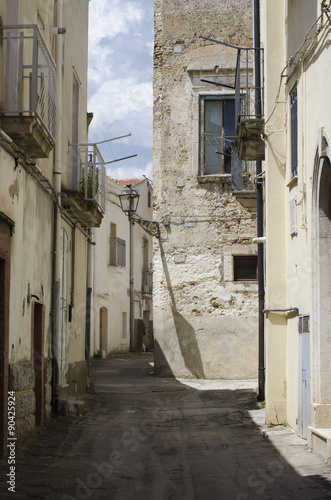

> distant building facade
[153,0,259,379]
[92,177,154,356]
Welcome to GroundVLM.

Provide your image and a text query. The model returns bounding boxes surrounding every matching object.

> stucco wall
[153,0,258,379]
[263,0,331,437]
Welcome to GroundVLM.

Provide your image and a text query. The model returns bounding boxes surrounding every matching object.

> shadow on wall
[156,239,205,379]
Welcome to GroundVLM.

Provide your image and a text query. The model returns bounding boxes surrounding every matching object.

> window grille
[298,315,310,334]
[233,255,258,281]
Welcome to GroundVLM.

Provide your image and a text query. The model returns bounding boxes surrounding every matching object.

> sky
[87,0,154,180]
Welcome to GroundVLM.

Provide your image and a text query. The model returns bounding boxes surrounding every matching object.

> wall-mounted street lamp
[119,183,140,217]
[119,183,160,352]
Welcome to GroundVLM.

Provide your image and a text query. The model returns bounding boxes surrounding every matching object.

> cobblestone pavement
[1,353,331,499]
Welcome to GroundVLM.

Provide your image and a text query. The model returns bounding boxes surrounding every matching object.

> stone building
[153,0,259,379]
[92,177,154,356]
[0,0,104,454]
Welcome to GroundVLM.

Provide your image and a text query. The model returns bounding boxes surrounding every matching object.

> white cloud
[88,78,152,124]
[88,0,154,178]
[108,161,153,180]
[89,0,144,43]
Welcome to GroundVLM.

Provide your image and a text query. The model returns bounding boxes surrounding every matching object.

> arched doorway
[99,307,108,354]
[312,130,331,428]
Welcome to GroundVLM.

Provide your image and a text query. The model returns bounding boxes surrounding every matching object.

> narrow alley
[1,353,331,500]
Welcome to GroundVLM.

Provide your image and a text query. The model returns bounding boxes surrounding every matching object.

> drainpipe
[85,237,93,378]
[51,0,64,408]
[254,0,265,402]
[51,203,59,410]
[71,225,76,309]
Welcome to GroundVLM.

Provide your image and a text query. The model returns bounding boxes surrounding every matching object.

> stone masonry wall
[153,0,258,379]
[10,363,36,440]
[10,360,53,442]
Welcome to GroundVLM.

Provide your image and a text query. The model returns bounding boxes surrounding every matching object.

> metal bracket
[263,307,299,318]
[131,216,160,238]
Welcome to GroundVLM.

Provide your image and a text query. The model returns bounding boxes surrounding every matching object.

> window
[234,256,258,281]
[109,222,126,267]
[200,96,235,175]
[290,86,298,178]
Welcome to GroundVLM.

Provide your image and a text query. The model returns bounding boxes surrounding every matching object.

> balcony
[235,47,265,162]
[1,25,59,157]
[64,143,106,227]
[142,270,153,295]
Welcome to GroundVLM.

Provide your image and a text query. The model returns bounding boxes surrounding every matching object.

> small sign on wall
[289,196,297,236]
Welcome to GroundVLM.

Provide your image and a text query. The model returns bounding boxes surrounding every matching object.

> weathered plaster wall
[0,146,53,439]
[153,0,258,379]
[93,178,130,355]
[0,0,91,449]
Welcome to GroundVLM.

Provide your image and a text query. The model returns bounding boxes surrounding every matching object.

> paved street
[1,353,331,499]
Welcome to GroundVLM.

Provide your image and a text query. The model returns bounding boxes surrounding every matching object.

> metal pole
[129,213,135,352]
[254,0,265,402]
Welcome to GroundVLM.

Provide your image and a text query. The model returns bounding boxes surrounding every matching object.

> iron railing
[231,143,256,191]
[69,142,106,212]
[235,47,264,126]
[232,47,264,191]
[1,25,59,143]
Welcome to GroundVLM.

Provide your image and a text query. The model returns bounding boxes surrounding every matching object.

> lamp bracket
[131,216,160,238]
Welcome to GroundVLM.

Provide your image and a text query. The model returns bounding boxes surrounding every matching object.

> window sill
[233,279,258,283]
[287,175,298,189]
[197,174,232,184]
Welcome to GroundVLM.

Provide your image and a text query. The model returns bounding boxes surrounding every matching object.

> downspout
[51,204,59,410]
[85,236,93,378]
[254,0,265,401]
[71,224,76,309]
[51,0,64,409]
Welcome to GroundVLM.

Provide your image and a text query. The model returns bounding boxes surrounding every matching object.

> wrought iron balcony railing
[69,142,106,213]
[234,47,264,124]
[232,47,265,193]
[234,47,265,163]
[1,25,59,156]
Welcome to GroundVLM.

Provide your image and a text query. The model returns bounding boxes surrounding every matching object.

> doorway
[99,307,108,353]
[298,315,310,439]
[317,157,331,406]
[0,219,11,456]
[312,139,331,429]
[32,303,45,426]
